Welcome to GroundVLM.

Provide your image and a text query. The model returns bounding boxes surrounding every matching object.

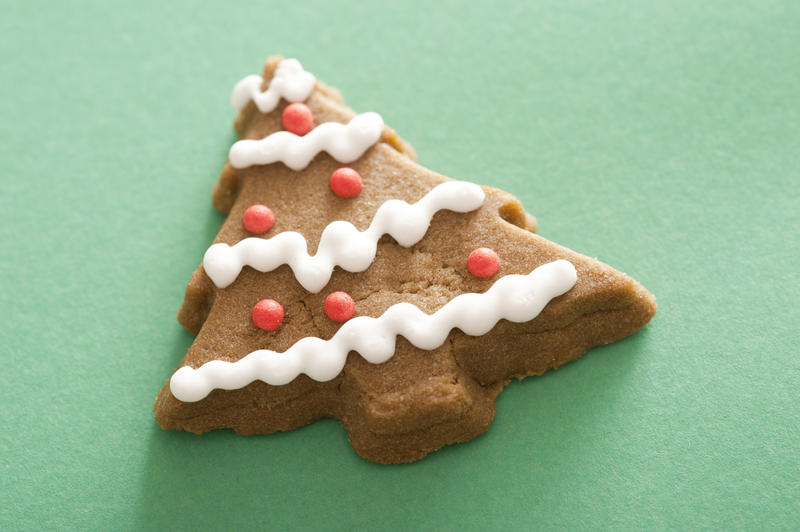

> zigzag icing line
[228,112,384,170]
[203,181,486,292]
[231,58,316,112]
[170,259,578,402]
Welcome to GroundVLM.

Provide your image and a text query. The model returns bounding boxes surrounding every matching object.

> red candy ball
[467,247,501,278]
[329,167,363,198]
[282,102,314,135]
[242,204,275,234]
[324,291,355,322]
[252,299,284,331]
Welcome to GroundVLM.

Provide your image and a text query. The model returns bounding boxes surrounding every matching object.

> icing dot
[329,167,363,198]
[252,299,285,331]
[242,204,275,234]
[324,291,355,322]
[467,248,500,278]
[282,102,314,135]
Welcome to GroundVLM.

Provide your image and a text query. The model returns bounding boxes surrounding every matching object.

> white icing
[171,259,578,402]
[231,58,316,111]
[204,181,485,292]
[228,112,384,170]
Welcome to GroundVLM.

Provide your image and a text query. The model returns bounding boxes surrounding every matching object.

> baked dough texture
[154,56,656,463]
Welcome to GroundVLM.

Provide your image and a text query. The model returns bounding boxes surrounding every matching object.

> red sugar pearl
[329,167,363,198]
[467,247,501,278]
[252,299,284,331]
[282,102,314,135]
[242,204,275,234]
[324,291,355,322]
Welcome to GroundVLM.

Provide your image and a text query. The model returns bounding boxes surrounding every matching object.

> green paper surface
[1,1,798,530]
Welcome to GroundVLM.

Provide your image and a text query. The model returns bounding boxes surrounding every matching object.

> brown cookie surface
[154,56,656,463]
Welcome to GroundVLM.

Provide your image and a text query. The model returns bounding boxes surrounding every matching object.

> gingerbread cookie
[154,57,656,463]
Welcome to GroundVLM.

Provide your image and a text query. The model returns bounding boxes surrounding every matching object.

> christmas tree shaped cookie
[154,57,656,463]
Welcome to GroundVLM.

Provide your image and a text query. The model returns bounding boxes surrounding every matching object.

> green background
[2,1,798,529]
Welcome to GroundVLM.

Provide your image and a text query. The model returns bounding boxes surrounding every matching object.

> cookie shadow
[202,204,226,249]
[134,416,493,529]
[491,327,654,463]
[133,418,360,529]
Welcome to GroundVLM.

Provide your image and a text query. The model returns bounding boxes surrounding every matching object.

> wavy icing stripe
[203,181,486,292]
[171,259,578,402]
[228,112,384,170]
[231,58,316,111]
